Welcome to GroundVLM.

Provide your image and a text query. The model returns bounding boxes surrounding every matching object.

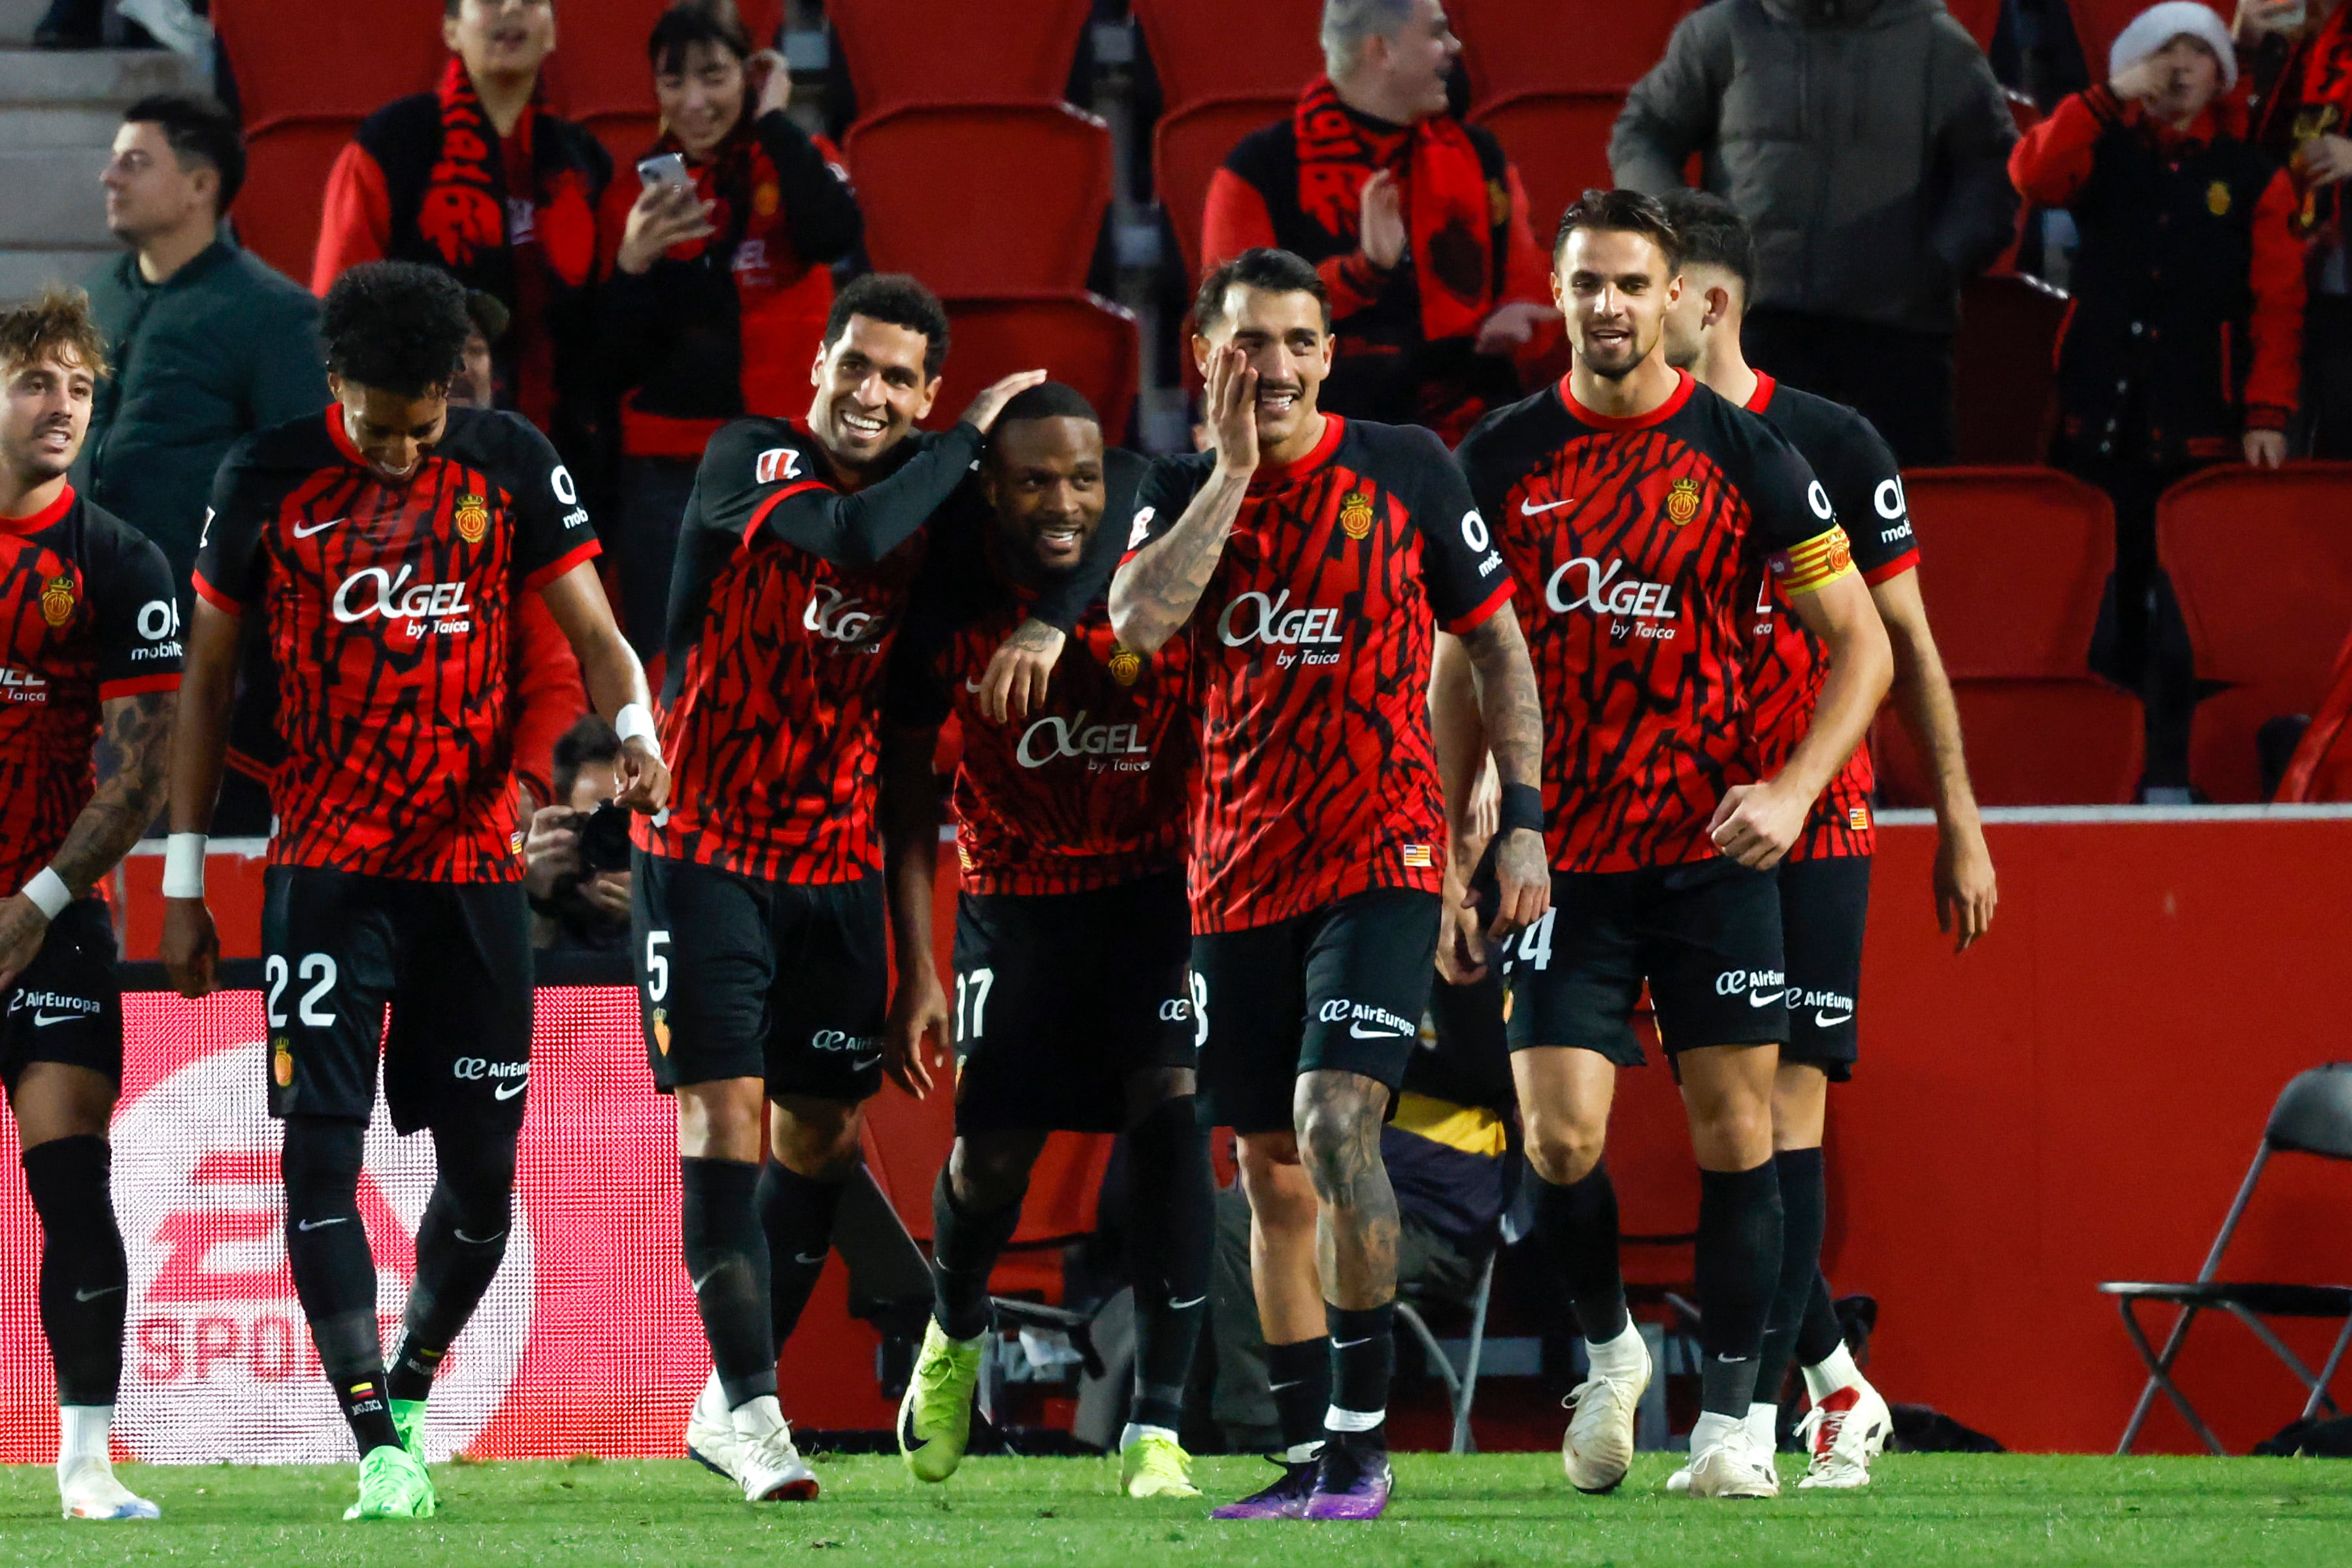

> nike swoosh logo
[1520,497,1575,515]
[1268,1380,1300,1392]
[295,1217,348,1232]
[1815,1011,1853,1027]
[1168,1295,1206,1311]
[453,1228,507,1245]
[1333,1336,1374,1349]
[1715,1353,1749,1364]
[75,1284,125,1302]
[291,516,346,540]
[1348,1023,1406,1040]
[793,1251,827,1266]
[963,678,986,693]
[1748,990,1784,1008]
[492,1081,525,1100]
[31,1011,81,1027]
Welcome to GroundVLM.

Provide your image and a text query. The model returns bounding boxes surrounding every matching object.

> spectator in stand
[597,0,863,660]
[80,94,324,605]
[2242,0,2352,455]
[2012,4,2305,692]
[452,289,511,411]
[522,715,634,952]
[1198,0,1559,445]
[313,0,610,471]
[1610,0,2019,465]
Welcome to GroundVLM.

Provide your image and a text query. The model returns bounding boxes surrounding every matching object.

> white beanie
[2110,2,2238,93]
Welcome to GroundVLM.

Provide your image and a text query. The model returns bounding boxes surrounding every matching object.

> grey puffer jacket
[1610,0,2020,335]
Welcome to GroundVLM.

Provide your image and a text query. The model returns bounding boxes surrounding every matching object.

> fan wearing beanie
[2010,1,2306,719]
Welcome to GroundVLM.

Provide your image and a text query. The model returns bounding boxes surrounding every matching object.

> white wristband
[615,702,661,760]
[162,832,208,899]
[21,868,71,921]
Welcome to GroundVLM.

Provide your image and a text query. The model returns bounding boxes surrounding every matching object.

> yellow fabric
[1768,523,1857,596]
[1389,1091,1508,1158]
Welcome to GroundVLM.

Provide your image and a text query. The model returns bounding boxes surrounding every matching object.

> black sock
[22,1136,127,1407]
[1324,1302,1395,1446]
[389,1129,518,1403]
[1796,1269,1845,1367]
[1267,1335,1329,1460]
[283,1119,399,1454]
[1754,1146,1826,1412]
[1695,1160,1783,1417]
[1127,1095,1211,1431]
[930,1164,1024,1342]
[680,1156,774,1409]
[757,1160,847,1349]
[1531,1159,1630,1344]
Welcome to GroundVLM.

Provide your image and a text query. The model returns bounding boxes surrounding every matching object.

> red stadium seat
[1470,91,1623,248]
[2278,627,2352,803]
[540,0,785,122]
[846,104,1112,296]
[1155,93,1294,276]
[1133,0,1323,114]
[2158,463,2352,802]
[582,112,662,182]
[1451,0,1695,107]
[1874,681,2144,806]
[1954,272,2068,465]
[827,0,1091,114]
[925,293,1141,446]
[237,122,361,284]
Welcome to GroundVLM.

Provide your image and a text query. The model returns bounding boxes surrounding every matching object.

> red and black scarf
[2257,1,2352,237]
[412,56,599,290]
[1291,75,1496,342]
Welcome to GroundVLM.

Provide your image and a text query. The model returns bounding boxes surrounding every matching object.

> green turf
[6,1453,2351,1566]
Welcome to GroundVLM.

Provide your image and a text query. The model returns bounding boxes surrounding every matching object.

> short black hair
[1553,188,1685,274]
[648,0,752,75]
[464,289,510,344]
[321,261,473,397]
[552,713,621,808]
[1194,247,1332,333]
[995,381,1099,429]
[822,273,951,379]
[122,93,246,213]
[1655,189,1751,292]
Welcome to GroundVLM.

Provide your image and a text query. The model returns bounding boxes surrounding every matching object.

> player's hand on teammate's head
[1206,346,1261,478]
[0,892,51,994]
[882,965,951,1100]
[612,739,671,813]
[961,370,1052,434]
[977,619,1067,724]
[1708,780,1806,870]
[159,896,221,1000]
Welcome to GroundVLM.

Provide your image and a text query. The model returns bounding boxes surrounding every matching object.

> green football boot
[343,1444,435,1520]
[897,1317,985,1483]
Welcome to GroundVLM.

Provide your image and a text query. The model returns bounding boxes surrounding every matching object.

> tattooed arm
[1433,603,1550,978]
[0,689,177,992]
[1108,346,1259,657]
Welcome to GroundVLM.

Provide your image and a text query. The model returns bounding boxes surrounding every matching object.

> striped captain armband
[1766,525,1856,596]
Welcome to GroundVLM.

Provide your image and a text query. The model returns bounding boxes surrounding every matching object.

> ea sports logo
[110,1041,533,1463]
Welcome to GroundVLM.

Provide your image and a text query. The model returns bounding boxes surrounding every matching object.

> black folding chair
[2101,1062,2352,1454]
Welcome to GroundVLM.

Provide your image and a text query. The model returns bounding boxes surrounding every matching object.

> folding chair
[1393,1233,1502,1455]
[2102,1062,2352,1454]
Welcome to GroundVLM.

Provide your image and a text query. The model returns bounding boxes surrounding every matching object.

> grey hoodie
[1610,0,2020,335]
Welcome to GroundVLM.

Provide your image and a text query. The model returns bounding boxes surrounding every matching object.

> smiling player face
[807,313,940,474]
[984,414,1106,578]
[1,349,94,489]
[1194,283,1334,458]
[1554,226,1681,383]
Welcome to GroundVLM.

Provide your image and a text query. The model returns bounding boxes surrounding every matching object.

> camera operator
[523,715,635,951]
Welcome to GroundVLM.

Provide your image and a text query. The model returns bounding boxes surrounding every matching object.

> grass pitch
[5,1453,2351,1566]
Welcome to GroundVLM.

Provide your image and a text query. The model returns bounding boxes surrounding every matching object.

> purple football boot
[1303,1435,1393,1520]
[1209,1460,1319,1520]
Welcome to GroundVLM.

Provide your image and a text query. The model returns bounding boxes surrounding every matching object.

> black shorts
[633,851,888,1103]
[2,898,123,1097]
[952,872,1196,1135]
[1503,860,1787,1064]
[1778,855,1870,1081]
[1190,889,1442,1136]
[263,867,533,1135]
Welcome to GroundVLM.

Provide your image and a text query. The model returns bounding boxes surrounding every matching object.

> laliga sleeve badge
[40,574,76,627]
[1340,490,1375,540]
[456,493,490,544]
[1665,477,1701,526]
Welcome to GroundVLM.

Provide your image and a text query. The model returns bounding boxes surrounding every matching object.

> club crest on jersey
[455,493,490,544]
[1339,489,1374,540]
[652,1008,671,1056]
[272,1037,293,1088]
[39,574,75,628]
[1665,477,1702,527]
[1107,645,1143,686]
[2207,180,2231,216]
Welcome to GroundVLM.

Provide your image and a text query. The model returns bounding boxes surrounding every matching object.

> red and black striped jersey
[888,456,1190,897]
[639,416,987,885]
[1458,370,1853,874]
[1125,416,1510,933]
[1,486,182,892]
[194,405,598,882]
[1738,372,1921,860]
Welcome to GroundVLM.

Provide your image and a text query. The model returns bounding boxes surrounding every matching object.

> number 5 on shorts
[645,930,670,1002]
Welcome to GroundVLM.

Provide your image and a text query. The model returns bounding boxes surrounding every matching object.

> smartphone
[636,153,693,190]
